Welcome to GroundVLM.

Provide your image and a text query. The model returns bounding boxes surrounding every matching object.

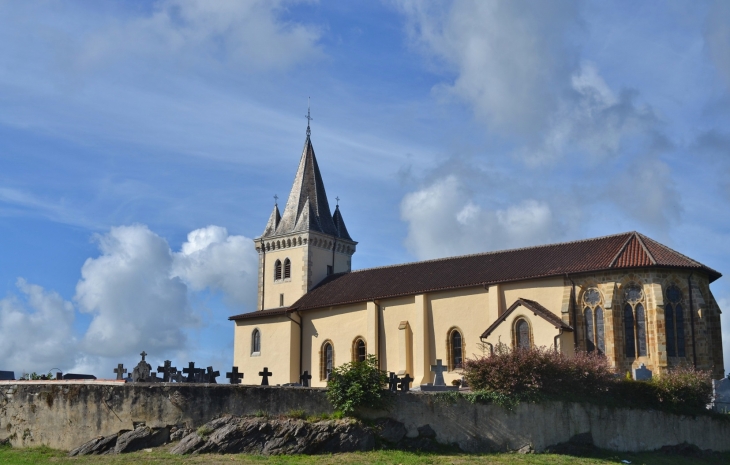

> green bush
[326,354,389,416]
[650,365,713,410]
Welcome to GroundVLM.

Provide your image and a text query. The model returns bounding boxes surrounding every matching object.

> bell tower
[254,119,357,310]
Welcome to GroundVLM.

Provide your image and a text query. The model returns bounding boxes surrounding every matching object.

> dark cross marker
[388,372,399,392]
[157,360,177,382]
[183,362,197,383]
[114,364,127,381]
[206,367,220,384]
[399,373,414,393]
[140,351,147,361]
[226,366,244,384]
[194,368,206,383]
[299,371,312,387]
[259,367,273,386]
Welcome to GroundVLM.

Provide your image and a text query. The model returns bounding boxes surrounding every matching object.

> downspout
[260,243,266,311]
[479,337,494,356]
[688,272,697,368]
[554,327,564,352]
[375,300,382,370]
[566,274,578,349]
[285,310,303,379]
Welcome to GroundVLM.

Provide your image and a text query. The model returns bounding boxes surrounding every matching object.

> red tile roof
[229,232,720,320]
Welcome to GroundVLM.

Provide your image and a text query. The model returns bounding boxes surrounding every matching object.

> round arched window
[515,319,530,349]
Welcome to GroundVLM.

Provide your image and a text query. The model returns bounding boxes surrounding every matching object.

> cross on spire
[305,97,313,137]
[274,194,278,205]
[335,196,340,206]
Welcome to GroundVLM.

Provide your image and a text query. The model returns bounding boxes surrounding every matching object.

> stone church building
[230,129,725,387]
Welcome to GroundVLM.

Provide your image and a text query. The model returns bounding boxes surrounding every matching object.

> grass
[1,444,730,465]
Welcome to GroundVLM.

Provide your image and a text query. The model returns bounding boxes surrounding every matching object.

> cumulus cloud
[0,279,77,375]
[401,174,564,260]
[172,225,259,306]
[0,223,261,376]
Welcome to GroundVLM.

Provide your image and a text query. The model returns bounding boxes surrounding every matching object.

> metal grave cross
[226,366,244,384]
[399,373,414,392]
[114,364,127,380]
[259,367,273,386]
[183,362,197,382]
[157,360,177,382]
[388,372,399,392]
[299,370,312,387]
[206,367,220,384]
[430,359,447,386]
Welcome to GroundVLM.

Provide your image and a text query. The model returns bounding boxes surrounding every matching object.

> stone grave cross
[157,360,177,382]
[206,367,220,384]
[183,362,197,382]
[114,364,127,381]
[226,366,244,384]
[399,373,414,392]
[388,372,399,392]
[259,367,273,386]
[430,359,447,386]
[300,371,312,387]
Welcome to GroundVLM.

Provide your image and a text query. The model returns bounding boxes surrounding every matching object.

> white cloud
[400,175,562,260]
[0,278,77,375]
[173,225,259,306]
[74,0,322,74]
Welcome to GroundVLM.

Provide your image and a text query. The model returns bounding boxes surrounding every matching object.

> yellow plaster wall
[233,316,299,385]
[485,306,561,350]
[262,244,307,310]
[302,302,369,387]
[501,277,565,315]
[308,246,352,291]
[379,296,417,376]
[428,286,490,385]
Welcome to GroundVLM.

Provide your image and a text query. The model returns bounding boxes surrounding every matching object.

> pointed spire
[332,204,352,241]
[262,203,281,238]
[275,135,338,237]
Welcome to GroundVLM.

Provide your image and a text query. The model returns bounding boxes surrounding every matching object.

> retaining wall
[1,382,729,453]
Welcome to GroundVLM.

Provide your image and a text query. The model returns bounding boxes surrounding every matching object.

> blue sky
[1,0,729,378]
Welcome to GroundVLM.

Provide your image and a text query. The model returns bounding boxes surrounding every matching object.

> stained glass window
[624,304,636,358]
[636,303,647,357]
[624,283,643,303]
[584,288,601,306]
[516,320,530,349]
[666,285,682,304]
[665,305,676,357]
[676,304,686,357]
[596,307,605,354]
[585,308,595,352]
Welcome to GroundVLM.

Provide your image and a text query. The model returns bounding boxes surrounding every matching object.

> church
[230,125,725,387]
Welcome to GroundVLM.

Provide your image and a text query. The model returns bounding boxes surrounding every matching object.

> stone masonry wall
[2,382,730,453]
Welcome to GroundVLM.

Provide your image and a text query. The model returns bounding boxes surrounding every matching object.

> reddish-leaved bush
[463,344,613,397]
[650,365,713,409]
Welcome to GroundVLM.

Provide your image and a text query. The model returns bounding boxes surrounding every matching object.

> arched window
[623,282,647,359]
[585,308,595,352]
[320,341,334,381]
[515,319,530,349]
[353,338,366,362]
[283,258,291,279]
[274,260,282,281]
[665,284,686,358]
[582,287,605,354]
[251,329,261,354]
[450,330,463,369]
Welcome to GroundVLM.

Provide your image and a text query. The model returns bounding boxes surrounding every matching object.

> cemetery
[1,349,730,456]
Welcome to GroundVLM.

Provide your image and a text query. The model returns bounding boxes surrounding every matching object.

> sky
[1,0,729,379]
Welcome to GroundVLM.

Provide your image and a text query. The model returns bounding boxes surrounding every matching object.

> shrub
[326,354,389,416]
[287,409,306,420]
[651,365,713,410]
[462,344,613,397]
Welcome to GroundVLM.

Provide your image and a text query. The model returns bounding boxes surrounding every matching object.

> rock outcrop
[171,416,375,455]
[69,426,170,456]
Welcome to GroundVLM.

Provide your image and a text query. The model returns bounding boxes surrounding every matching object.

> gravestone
[0,371,15,381]
[259,367,273,386]
[55,372,62,380]
[170,371,184,383]
[713,377,730,413]
[388,372,399,392]
[157,361,177,382]
[420,359,458,391]
[206,367,220,384]
[299,371,312,387]
[226,367,244,384]
[113,364,127,381]
[182,362,197,383]
[132,351,152,382]
[633,363,652,381]
[399,373,413,392]
[148,372,161,383]
[63,373,97,380]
